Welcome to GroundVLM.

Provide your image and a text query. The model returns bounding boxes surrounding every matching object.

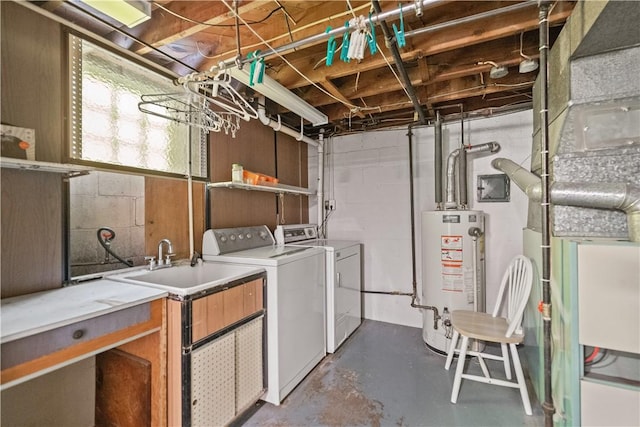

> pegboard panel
[236,316,264,412]
[191,332,235,426]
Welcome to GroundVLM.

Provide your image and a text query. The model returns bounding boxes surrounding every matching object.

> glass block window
[69,34,207,178]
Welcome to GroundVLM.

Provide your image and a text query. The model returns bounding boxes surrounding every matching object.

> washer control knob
[259,231,268,239]
[230,235,236,241]
[246,233,252,239]
[220,235,228,243]
[238,234,244,240]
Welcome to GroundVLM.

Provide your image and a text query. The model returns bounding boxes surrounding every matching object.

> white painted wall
[309,110,533,327]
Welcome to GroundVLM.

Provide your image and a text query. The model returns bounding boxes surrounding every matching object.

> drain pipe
[371,0,426,123]
[257,101,319,147]
[317,130,325,232]
[407,122,441,330]
[257,100,324,227]
[444,142,501,209]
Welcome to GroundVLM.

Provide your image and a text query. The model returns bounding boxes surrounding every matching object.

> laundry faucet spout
[147,238,174,270]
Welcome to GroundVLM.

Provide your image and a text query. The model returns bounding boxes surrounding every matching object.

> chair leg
[445,330,459,370]
[509,343,532,416]
[501,343,512,380]
[451,335,469,404]
[477,353,490,378]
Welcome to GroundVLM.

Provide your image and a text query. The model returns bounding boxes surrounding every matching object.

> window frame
[64,28,209,181]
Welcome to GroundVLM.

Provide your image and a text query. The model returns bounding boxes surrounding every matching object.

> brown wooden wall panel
[209,116,311,230]
[145,178,205,260]
[210,118,279,229]
[1,170,63,298]
[1,2,64,163]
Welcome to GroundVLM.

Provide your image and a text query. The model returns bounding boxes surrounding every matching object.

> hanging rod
[214,0,537,70]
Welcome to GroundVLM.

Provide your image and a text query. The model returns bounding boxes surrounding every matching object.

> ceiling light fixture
[227,67,328,127]
[479,61,509,79]
[518,32,539,73]
[79,0,151,28]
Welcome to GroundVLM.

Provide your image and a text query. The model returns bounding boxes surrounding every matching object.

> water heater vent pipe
[445,142,501,209]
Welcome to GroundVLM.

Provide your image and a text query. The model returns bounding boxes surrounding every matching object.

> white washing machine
[275,224,362,353]
[202,225,325,406]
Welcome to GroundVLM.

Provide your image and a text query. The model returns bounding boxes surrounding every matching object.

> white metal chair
[444,255,534,415]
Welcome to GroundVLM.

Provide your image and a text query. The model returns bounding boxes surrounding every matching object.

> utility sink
[111,263,264,296]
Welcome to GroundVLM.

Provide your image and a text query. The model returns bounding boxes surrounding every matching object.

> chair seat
[451,310,524,344]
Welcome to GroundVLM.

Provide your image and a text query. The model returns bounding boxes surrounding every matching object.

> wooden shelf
[0,157,92,176]
[207,181,315,196]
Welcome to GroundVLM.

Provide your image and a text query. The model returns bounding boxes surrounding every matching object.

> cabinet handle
[337,272,341,287]
[72,329,85,340]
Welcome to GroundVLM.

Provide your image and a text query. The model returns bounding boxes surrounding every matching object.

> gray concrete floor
[240,319,543,427]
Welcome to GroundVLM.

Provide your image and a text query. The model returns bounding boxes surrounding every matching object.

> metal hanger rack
[138,70,257,137]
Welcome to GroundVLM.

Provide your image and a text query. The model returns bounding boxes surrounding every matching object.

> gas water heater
[421,210,486,353]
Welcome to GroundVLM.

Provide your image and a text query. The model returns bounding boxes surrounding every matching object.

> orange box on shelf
[242,170,279,186]
[242,170,260,185]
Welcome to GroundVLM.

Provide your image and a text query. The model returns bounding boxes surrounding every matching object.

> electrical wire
[152,1,283,28]
[219,0,412,116]
[218,0,360,111]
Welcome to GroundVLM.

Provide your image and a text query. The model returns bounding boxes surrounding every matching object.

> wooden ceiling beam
[270,3,572,89]
[321,72,535,122]
[134,1,267,55]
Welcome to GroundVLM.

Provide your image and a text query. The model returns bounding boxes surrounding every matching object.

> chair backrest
[491,255,533,337]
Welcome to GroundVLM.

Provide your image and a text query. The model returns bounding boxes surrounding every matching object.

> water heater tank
[421,210,486,353]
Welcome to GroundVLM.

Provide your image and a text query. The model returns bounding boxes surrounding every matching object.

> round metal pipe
[435,112,443,208]
[538,3,555,425]
[371,0,426,123]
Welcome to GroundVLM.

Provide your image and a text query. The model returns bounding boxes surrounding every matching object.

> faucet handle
[165,253,176,266]
[144,255,157,269]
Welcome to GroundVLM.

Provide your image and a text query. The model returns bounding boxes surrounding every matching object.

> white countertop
[1,279,167,344]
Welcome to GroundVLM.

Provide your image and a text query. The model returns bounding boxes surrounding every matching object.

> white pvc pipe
[257,101,324,229]
[257,103,318,147]
[317,132,325,230]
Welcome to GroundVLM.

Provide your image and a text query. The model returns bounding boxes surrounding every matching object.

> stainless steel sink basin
[111,263,264,296]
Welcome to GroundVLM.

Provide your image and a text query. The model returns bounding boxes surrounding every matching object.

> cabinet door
[223,285,245,326]
[243,279,263,317]
[192,292,224,343]
[191,332,235,426]
[191,279,264,343]
[236,316,264,413]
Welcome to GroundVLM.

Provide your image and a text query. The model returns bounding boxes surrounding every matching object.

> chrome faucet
[146,238,175,270]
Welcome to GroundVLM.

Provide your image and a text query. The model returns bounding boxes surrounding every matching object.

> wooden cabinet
[191,278,263,342]
[167,274,266,426]
[0,283,167,427]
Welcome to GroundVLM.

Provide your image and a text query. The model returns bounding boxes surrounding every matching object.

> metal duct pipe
[435,112,443,208]
[491,157,542,200]
[445,149,463,209]
[492,158,640,242]
[552,182,640,241]
[371,0,426,123]
[445,142,501,209]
